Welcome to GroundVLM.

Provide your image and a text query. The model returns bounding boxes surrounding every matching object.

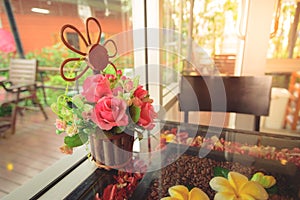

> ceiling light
[31,8,50,14]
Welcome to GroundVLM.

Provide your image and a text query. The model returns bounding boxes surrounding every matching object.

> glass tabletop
[65,120,300,200]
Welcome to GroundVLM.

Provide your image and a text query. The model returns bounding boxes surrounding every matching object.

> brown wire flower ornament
[60,17,118,82]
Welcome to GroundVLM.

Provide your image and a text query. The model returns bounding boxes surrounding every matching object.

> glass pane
[0,0,132,198]
[268,1,300,58]
[65,121,300,199]
[161,0,239,76]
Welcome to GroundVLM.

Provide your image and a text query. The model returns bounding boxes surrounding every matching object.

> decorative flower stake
[60,17,118,81]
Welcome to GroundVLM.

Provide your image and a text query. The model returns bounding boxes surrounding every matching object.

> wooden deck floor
[0,107,66,199]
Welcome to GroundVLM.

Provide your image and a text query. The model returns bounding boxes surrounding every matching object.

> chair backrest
[9,58,38,85]
[178,75,273,131]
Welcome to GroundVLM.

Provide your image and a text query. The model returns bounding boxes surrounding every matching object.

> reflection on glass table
[66,120,300,200]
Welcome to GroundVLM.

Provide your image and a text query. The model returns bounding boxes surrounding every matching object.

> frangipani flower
[161,133,176,142]
[161,185,209,200]
[250,172,276,189]
[209,171,268,200]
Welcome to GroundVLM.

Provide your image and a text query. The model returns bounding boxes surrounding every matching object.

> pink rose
[82,74,112,103]
[138,102,157,130]
[91,96,128,130]
[134,86,148,99]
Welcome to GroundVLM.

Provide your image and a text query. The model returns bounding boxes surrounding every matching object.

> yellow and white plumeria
[209,171,269,200]
[161,185,209,200]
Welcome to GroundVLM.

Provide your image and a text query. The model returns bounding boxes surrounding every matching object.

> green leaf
[55,129,64,135]
[123,92,131,100]
[73,109,83,119]
[64,132,88,147]
[266,185,278,195]
[83,104,93,112]
[213,166,229,178]
[83,128,93,134]
[186,185,194,191]
[72,95,84,108]
[133,76,139,88]
[129,105,141,123]
[112,126,126,133]
[103,65,116,75]
[250,172,276,188]
[50,103,58,115]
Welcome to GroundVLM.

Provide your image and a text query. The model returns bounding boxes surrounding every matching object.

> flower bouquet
[51,17,157,169]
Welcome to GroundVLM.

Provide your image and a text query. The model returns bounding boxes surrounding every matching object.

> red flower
[91,96,128,130]
[138,102,157,129]
[82,74,112,103]
[133,86,148,99]
[116,70,122,76]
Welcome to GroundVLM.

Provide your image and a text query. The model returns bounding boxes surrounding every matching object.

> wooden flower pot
[89,129,134,170]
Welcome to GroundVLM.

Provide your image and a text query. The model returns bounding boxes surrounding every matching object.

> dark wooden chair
[0,59,48,135]
[178,75,273,131]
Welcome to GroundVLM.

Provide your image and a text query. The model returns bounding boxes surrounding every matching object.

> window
[268,0,300,58]
[161,0,239,76]
[0,0,133,198]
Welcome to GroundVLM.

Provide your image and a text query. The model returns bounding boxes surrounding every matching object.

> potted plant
[51,17,157,169]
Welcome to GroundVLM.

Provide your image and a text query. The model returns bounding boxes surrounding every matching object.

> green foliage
[129,105,141,123]
[164,0,238,56]
[24,43,83,105]
[112,53,134,69]
[268,2,299,58]
[48,75,69,87]
[51,94,74,122]
[0,53,12,69]
[162,0,297,59]
[0,53,13,78]
[0,105,12,117]
[25,43,78,67]
[43,89,65,106]
[103,64,118,75]
[213,166,230,178]
[266,185,278,195]
[64,132,88,147]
